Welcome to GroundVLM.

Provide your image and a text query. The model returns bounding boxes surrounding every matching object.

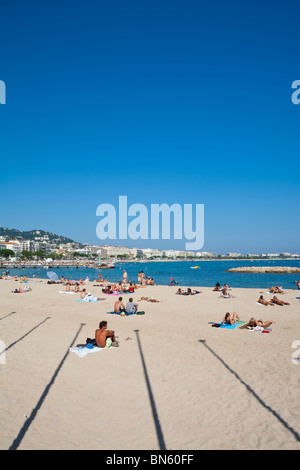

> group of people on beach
[258,295,290,306]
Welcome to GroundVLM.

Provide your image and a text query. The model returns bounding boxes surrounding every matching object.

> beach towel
[69,345,103,357]
[59,291,76,294]
[218,321,245,329]
[107,311,136,316]
[250,326,271,334]
[75,298,100,302]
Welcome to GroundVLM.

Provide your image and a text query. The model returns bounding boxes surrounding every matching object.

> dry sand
[0,277,300,450]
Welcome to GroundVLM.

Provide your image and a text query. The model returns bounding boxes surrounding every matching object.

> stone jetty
[226,266,300,273]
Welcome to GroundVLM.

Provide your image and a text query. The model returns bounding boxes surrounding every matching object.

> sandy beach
[0,277,300,450]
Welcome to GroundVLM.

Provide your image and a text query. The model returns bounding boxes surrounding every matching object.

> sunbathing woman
[187,288,201,295]
[222,311,240,325]
[241,317,276,329]
[270,296,290,306]
[269,286,284,294]
[137,296,161,303]
[258,295,275,306]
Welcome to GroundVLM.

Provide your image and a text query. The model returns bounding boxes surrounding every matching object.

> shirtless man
[114,297,126,313]
[294,280,300,290]
[95,321,119,348]
[80,288,87,299]
[271,296,290,306]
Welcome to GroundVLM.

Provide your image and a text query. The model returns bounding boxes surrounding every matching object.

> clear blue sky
[0,0,299,253]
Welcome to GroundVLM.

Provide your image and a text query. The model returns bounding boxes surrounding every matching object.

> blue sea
[4,259,300,289]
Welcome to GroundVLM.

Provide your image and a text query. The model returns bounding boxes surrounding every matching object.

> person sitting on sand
[240,317,276,329]
[222,311,240,325]
[270,296,290,306]
[219,287,235,298]
[114,297,126,313]
[126,297,138,314]
[258,295,274,306]
[95,321,119,348]
[80,288,87,299]
[65,282,71,292]
[129,282,135,293]
[213,282,222,291]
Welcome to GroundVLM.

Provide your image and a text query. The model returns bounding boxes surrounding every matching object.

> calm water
[4,259,300,289]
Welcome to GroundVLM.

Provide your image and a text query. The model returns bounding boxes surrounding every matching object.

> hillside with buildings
[0,226,299,260]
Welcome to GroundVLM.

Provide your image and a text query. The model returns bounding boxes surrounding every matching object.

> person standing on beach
[95,321,119,348]
[122,270,128,283]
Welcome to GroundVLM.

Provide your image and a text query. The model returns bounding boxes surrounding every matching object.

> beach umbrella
[47,271,59,281]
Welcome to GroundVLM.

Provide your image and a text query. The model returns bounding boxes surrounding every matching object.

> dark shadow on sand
[0,317,51,357]
[0,311,16,321]
[134,329,166,450]
[199,339,300,442]
[9,322,86,450]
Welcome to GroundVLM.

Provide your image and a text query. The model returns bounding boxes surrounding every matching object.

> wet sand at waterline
[0,278,300,450]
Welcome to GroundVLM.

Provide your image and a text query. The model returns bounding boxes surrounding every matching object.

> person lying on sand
[137,296,161,303]
[258,295,275,306]
[80,289,104,301]
[240,317,276,329]
[269,286,284,294]
[187,288,201,295]
[12,286,32,293]
[95,321,119,348]
[114,297,126,313]
[270,296,290,306]
[222,311,240,325]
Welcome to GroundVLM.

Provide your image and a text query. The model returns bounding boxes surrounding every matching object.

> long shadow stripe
[0,311,16,321]
[0,317,51,356]
[134,329,166,450]
[199,339,300,442]
[9,322,86,450]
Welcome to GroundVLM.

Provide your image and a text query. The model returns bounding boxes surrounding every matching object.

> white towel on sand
[69,346,103,357]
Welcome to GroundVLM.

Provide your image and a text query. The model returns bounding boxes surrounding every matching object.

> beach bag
[86,337,97,346]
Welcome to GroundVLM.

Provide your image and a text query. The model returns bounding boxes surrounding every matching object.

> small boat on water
[190,266,200,269]
[99,263,115,269]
